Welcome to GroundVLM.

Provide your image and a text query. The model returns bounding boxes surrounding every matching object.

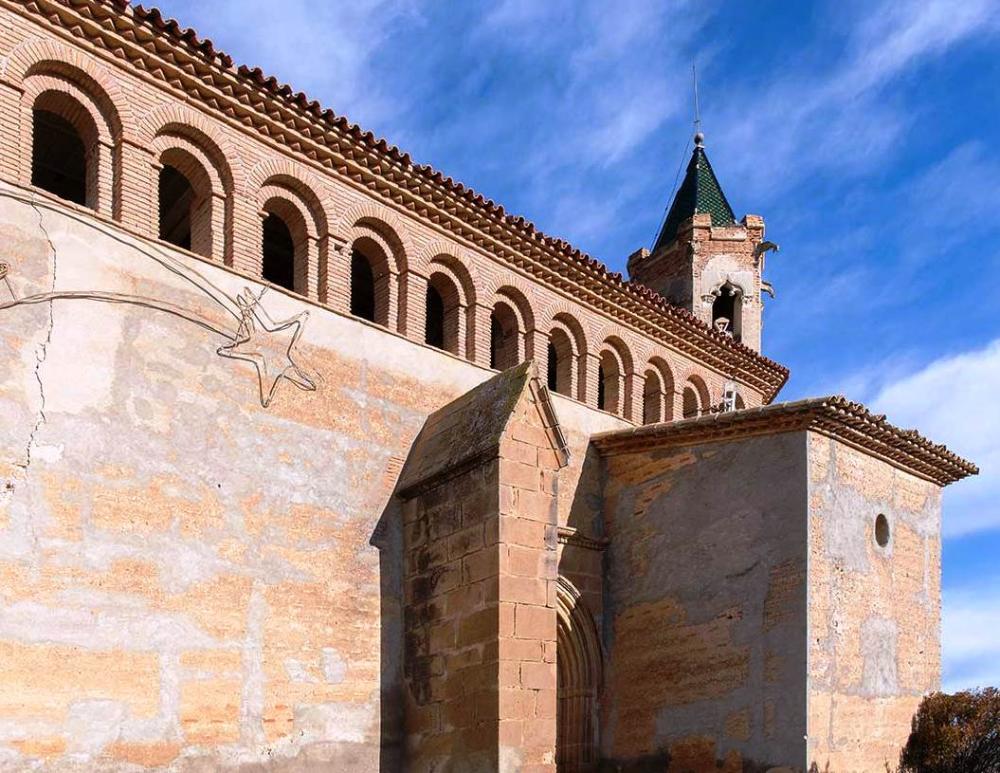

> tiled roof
[653,142,736,252]
[591,396,978,486]
[28,1,790,400]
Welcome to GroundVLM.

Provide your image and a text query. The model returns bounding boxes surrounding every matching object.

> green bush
[899,688,1000,773]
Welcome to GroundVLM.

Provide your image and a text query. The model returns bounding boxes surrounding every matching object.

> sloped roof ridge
[591,395,978,486]
[52,0,788,395]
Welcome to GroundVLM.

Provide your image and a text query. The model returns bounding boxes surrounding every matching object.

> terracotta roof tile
[591,395,977,486]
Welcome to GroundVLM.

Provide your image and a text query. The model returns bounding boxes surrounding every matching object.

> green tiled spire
[652,134,736,252]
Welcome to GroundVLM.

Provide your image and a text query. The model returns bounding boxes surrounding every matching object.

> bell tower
[627,133,776,352]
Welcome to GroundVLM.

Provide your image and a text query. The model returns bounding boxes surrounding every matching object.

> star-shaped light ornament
[217,289,316,407]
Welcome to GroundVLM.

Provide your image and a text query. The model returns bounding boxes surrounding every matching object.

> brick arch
[329,202,413,326]
[258,182,320,241]
[546,322,576,399]
[258,180,324,298]
[596,335,635,419]
[151,134,225,200]
[247,158,330,236]
[150,117,238,265]
[491,284,536,337]
[144,106,238,194]
[21,73,116,215]
[492,284,537,363]
[151,134,225,260]
[24,75,111,145]
[547,309,588,355]
[681,373,711,418]
[423,250,476,308]
[4,44,135,156]
[332,199,414,266]
[642,356,676,423]
[344,222,398,329]
[345,225,398,276]
[544,309,589,402]
[434,255,479,357]
[600,334,634,375]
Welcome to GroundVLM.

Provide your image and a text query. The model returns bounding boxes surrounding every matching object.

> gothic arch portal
[556,577,602,772]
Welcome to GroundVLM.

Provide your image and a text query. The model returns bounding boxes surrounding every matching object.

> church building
[0,1,976,771]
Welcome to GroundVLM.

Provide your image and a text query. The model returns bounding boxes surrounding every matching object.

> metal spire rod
[693,62,701,136]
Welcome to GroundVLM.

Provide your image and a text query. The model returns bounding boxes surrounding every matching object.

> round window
[874,513,890,548]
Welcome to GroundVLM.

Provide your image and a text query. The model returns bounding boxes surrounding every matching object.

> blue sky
[152,0,1000,690]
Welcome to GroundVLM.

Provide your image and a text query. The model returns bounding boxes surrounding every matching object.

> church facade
[0,2,976,771]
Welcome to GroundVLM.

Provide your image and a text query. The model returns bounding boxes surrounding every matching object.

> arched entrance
[557,578,601,772]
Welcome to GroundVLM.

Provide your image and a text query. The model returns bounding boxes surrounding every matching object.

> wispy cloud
[943,583,1000,691]
[153,0,422,131]
[715,0,1000,204]
[846,0,1000,91]
[870,339,1000,537]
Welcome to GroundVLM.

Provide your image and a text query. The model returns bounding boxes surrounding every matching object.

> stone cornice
[557,527,608,552]
[591,396,978,486]
[7,0,789,399]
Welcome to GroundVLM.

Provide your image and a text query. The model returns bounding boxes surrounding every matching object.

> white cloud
[870,339,1000,537]
[715,0,1000,203]
[846,0,1000,93]
[155,0,420,131]
[943,585,1000,691]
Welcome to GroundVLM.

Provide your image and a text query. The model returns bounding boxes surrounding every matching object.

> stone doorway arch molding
[556,576,603,773]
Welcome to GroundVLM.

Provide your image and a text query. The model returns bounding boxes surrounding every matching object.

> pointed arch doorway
[556,577,602,772]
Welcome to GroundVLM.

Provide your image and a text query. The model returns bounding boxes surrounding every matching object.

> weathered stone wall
[599,432,809,771]
[806,434,942,772]
[597,427,947,772]
[402,462,502,772]
[0,186,624,769]
[397,364,567,773]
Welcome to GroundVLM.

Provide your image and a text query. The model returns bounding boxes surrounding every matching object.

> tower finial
[693,63,704,147]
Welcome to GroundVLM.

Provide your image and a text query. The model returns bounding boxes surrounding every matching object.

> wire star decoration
[216,289,317,407]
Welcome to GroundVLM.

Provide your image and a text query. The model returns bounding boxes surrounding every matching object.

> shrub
[899,688,1000,773]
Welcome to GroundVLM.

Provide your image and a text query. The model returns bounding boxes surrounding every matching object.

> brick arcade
[0,2,977,771]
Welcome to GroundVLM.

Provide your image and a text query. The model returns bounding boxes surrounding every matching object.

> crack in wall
[17,196,57,475]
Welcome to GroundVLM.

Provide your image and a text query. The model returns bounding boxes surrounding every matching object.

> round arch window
[874,513,890,548]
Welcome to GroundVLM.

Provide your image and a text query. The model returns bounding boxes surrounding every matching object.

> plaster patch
[819,485,878,572]
[499,744,524,773]
[41,301,122,414]
[861,617,898,696]
[0,601,215,650]
[292,702,371,744]
[322,648,347,684]
[240,582,266,747]
[64,700,126,755]
[29,444,62,463]
[284,658,319,684]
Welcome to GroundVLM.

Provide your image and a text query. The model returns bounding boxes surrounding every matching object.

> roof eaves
[591,396,977,486]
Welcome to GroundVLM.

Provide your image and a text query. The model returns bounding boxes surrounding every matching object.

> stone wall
[396,363,566,773]
[806,435,942,771]
[596,426,947,772]
[599,432,809,771]
[401,460,502,772]
[0,186,623,769]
